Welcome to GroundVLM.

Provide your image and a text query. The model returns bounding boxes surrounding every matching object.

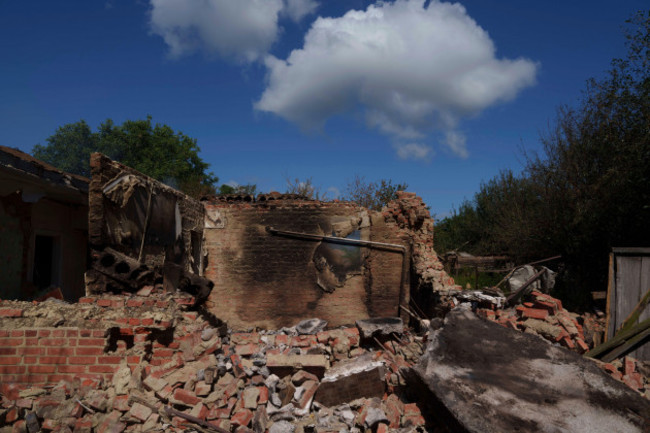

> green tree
[33,116,218,197]
[344,175,408,211]
[435,11,650,308]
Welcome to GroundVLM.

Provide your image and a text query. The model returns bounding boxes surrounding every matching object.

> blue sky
[0,1,645,217]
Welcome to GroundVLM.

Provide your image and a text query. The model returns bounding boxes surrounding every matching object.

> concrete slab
[406,309,650,433]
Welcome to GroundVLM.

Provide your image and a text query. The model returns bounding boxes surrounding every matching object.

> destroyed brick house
[0,146,88,302]
[0,152,649,432]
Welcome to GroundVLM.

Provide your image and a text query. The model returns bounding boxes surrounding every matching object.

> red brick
[26,330,37,337]
[153,348,175,358]
[0,356,21,365]
[98,356,122,364]
[172,388,200,406]
[5,407,18,423]
[0,365,25,374]
[130,402,153,421]
[76,347,104,356]
[52,329,66,337]
[28,365,57,374]
[23,356,38,364]
[47,347,76,356]
[0,347,16,355]
[10,330,24,337]
[518,308,549,320]
[126,299,144,307]
[575,338,589,354]
[89,365,118,374]
[140,318,154,326]
[0,308,23,317]
[66,329,79,337]
[97,299,112,307]
[127,355,141,364]
[68,356,97,365]
[40,338,69,346]
[78,338,105,346]
[0,338,23,346]
[58,365,87,374]
[112,395,130,412]
[231,409,253,427]
[79,297,95,304]
[16,346,43,356]
[560,337,575,350]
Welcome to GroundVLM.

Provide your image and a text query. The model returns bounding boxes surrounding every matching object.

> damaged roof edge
[0,145,89,196]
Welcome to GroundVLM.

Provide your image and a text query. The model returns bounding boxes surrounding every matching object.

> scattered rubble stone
[355,317,404,339]
[0,292,430,433]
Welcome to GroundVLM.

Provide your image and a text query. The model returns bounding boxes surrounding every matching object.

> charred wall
[87,154,206,295]
[203,195,408,329]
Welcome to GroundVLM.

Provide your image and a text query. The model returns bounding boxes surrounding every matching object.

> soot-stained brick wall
[203,195,408,329]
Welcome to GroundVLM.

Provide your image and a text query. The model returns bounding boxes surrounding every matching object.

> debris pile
[0,301,430,433]
[598,356,649,397]
[473,290,603,354]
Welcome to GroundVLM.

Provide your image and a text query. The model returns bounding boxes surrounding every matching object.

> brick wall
[0,289,186,394]
[203,196,408,329]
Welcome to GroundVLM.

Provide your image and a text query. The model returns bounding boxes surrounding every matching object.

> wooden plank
[634,257,650,360]
[615,256,642,334]
[605,253,615,341]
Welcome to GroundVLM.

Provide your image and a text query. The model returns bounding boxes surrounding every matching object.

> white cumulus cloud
[255,0,538,158]
[283,0,319,22]
[394,142,433,161]
[149,0,318,62]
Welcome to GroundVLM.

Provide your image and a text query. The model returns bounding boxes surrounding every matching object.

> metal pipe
[266,226,406,253]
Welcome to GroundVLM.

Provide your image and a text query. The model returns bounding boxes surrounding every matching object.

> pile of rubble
[0,304,430,433]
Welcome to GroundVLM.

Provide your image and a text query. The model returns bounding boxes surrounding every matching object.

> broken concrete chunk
[269,420,296,433]
[355,317,403,339]
[315,354,385,407]
[407,309,650,433]
[243,387,261,409]
[364,407,389,428]
[291,370,319,386]
[295,319,328,335]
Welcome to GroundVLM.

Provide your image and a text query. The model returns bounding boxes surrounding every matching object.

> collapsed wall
[86,154,210,299]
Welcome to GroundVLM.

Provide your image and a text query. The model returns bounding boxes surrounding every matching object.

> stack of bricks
[0,297,430,432]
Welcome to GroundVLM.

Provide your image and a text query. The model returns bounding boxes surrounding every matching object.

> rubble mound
[0,297,431,433]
